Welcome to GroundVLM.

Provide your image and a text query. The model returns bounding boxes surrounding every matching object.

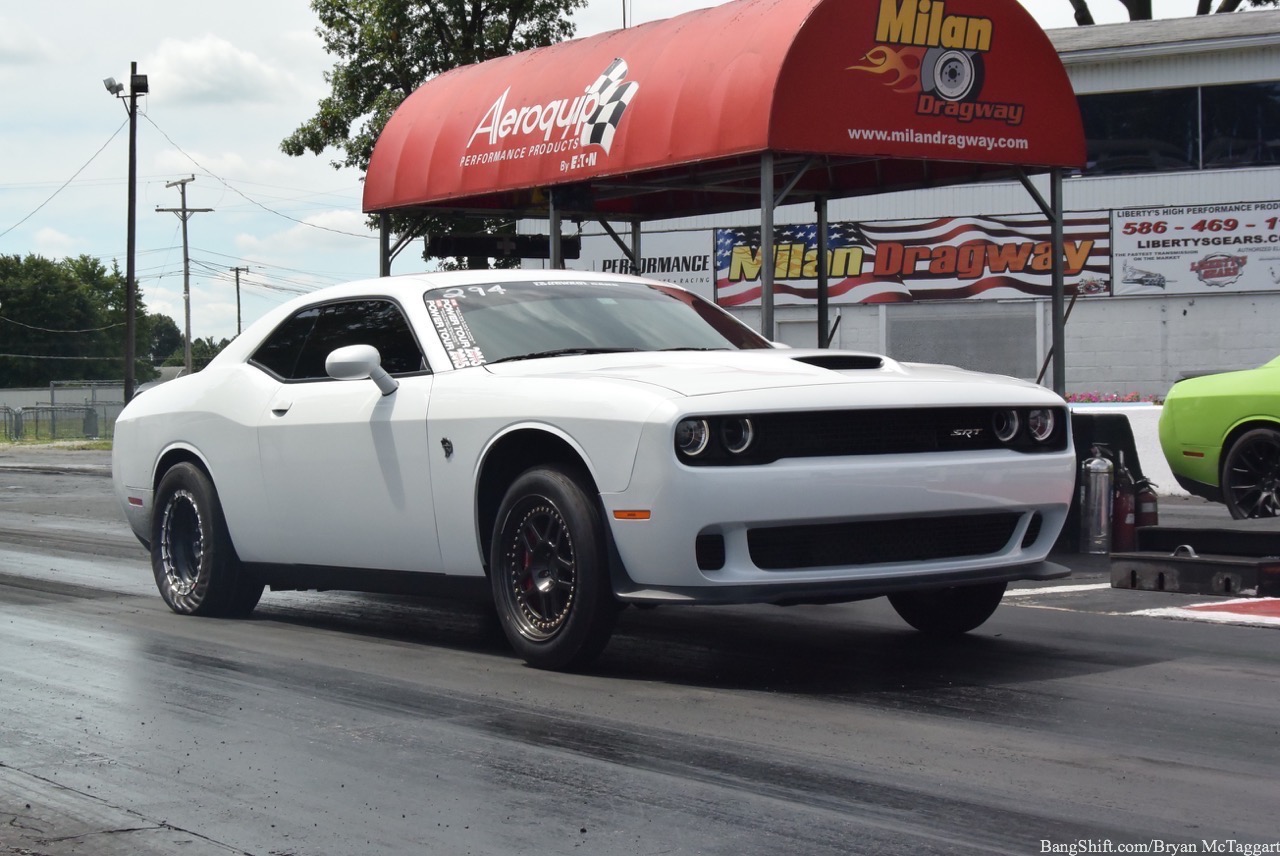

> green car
[1159,356,1280,518]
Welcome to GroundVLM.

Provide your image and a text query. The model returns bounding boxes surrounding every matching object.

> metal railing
[1,404,118,441]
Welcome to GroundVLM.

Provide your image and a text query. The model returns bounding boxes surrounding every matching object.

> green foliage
[162,336,232,372]
[1071,0,1278,23]
[282,0,585,267]
[0,254,160,388]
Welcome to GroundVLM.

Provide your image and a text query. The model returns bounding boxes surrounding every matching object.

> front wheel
[1221,428,1280,519]
[888,581,1007,636]
[489,466,618,671]
[151,462,263,617]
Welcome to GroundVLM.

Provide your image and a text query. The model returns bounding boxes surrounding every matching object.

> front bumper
[600,443,1075,603]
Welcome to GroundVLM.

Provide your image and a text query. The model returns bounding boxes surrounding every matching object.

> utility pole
[157,176,212,374]
[230,266,249,336]
[103,62,147,402]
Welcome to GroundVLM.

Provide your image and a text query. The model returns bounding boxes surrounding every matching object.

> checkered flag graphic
[580,58,639,154]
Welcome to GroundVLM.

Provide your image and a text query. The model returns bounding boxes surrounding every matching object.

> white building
[540,11,1280,399]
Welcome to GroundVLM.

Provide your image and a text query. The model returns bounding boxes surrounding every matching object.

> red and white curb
[1127,597,1280,628]
[1005,584,1280,628]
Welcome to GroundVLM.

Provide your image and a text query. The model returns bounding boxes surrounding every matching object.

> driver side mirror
[325,344,399,396]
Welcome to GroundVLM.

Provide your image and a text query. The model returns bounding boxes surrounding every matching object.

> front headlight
[721,417,755,455]
[1027,408,1056,442]
[675,418,710,457]
[992,409,1020,443]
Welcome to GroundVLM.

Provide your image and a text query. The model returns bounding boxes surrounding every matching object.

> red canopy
[364,0,1084,220]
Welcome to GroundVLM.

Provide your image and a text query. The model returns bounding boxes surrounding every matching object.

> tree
[0,254,158,388]
[163,336,230,373]
[281,0,585,268]
[1068,0,1277,25]
[148,314,184,366]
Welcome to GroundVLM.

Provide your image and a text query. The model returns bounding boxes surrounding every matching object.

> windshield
[422,279,771,368]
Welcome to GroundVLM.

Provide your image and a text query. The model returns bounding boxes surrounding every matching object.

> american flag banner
[580,59,639,155]
[714,214,1111,307]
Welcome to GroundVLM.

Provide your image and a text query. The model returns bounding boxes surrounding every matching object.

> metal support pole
[760,152,775,340]
[1050,168,1067,396]
[816,197,829,348]
[379,212,391,276]
[631,221,642,276]
[549,189,563,269]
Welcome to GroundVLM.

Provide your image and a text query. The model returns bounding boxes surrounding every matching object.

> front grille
[695,533,726,570]
[1021,512,1043,548]
[747,512,1022,570]
[753,407,1066,459]
[678,407,1069,466]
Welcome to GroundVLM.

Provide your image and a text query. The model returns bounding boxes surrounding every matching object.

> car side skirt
[246,563,491,602]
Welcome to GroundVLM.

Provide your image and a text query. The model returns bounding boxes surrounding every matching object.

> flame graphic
[847,46,921,92]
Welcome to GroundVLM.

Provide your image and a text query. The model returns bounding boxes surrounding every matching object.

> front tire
[1222,428,1280,519]
[889,581,1007,636]
[489,466,618,670]
[151,462,263,617]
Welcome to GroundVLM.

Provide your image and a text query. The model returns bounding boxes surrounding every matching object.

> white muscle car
[112,270,1075,670]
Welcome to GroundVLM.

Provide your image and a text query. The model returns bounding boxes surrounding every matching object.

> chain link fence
[1,382,125,441]
[1,404,117,441]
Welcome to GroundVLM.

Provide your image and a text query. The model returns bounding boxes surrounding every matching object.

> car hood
[482,349,1055,401]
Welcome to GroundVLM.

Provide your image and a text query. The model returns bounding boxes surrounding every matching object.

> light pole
[103,63,147,403]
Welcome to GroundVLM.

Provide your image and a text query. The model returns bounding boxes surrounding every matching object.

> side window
[251,300,426,381]
[251,307,319,379]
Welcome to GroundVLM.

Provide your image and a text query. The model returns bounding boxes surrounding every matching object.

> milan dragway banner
[714,214,1111,307]
[1111,201,1280,296]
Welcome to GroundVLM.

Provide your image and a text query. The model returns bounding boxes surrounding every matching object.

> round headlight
[675,418,710,457]
[1027,409,1056,442]
[992,409,1020,443]
[721,417,755,455]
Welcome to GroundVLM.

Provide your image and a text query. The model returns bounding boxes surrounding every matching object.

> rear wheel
[489,466,617,670]
[151,462,262,617]
[888,581,1007,636]
[1222,428,1280,519]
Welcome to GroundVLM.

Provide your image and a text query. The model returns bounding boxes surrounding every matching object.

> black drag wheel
[151,462,263,617]
[489,466,618,671]
[888,581,1007,636]
[1222,428,1280,519]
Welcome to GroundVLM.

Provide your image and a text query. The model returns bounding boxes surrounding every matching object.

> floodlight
[103,77,124,95]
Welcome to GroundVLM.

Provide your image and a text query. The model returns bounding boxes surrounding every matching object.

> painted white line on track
[1004,583,1113,597]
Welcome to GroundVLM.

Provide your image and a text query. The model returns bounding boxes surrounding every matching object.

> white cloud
[33,227,76,256]
[146,35,309,105]
[0,18,54,65]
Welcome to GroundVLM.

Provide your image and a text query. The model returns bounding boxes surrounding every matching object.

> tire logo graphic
[922,48,984,102]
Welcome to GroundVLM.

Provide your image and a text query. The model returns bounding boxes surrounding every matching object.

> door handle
[270,400,293,416]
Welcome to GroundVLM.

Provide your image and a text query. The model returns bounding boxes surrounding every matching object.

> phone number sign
[1111,201,1280,295]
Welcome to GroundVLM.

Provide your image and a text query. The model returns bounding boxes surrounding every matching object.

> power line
[141,114,378,241]
[0,117,129,240]
[0,316,125,334]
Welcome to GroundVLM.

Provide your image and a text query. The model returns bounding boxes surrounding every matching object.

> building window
[1201,81,1280,168]
[1079,88,1198,175]
[1078,82,1279,176]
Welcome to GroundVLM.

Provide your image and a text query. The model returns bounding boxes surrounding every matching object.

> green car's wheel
[1222,428,1280,519]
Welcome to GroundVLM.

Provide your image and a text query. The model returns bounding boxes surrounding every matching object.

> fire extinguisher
[1111,452,1137,553]
[1135,478,1159,529]
[1079,446,1113,555]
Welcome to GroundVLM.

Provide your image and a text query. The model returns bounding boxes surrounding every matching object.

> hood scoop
[790,354,884,371]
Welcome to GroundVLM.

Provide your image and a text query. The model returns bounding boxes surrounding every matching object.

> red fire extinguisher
[1135,478,1159,529]
[1111,453,1137,553]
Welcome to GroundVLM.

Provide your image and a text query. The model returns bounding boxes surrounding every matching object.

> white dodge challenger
[112,270,1075,670]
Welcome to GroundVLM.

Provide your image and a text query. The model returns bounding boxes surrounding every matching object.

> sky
[0,0,1211,343]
